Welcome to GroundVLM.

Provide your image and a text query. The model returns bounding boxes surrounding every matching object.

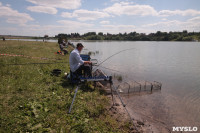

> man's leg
[83,65,92,77]
[75,65,84,76]
[76,64,92,77]
[75,65,92,77]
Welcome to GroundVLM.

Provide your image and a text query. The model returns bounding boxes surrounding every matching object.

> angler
[67,42,135,127]
[68,43,113,113]
[69,43,92,77]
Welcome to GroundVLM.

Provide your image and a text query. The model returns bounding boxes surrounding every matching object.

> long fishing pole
[93,48,136,71]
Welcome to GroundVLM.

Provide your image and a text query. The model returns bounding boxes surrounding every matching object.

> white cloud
[142,17,200,32]
[26,0,81,10]
[61,9,110,21]
[88,24,136,34]
[159,9,200,17]
[104,2,200,18]
[102,24,135,30]
[0,2,33,25]
[0,20,94,36]
[27,6,57,14]
[100,21,110,24]
[188,16,200,22]
[162,18,167,21]
[111,0,120,2]
[61,12,73,18]
[104,2,158,16]
[57,20,93,29]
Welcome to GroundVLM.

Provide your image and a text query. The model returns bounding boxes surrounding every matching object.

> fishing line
[0,53,62,61]
[93,48,136,71]
[95,65,122,73]
[5,62,68,66]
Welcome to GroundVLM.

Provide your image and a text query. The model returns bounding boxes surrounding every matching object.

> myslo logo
[172,127,198,132]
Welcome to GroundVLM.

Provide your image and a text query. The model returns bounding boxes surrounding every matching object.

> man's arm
[74,52,92,64]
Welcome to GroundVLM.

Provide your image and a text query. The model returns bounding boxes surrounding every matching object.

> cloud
[61,9,110,21]
[110,0,120,2]
[61,12,73,18]
[57,20,93,29]
[104,2,200,17]
[27,6,57,14]
[0,2,33,25]
[162,18,167,21]
[104,2,158,16]
[100,21,110,24]
[188,16,200,22]
[87,24,136,34]
[0,20,94,36]
[102,24,135,29]
[159,9,200,17]
[142,17,200,32]
[26,0,81,10]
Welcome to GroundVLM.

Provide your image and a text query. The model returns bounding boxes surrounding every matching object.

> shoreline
[97,79,170,133]
[108,94,171,133]
[2,38,200,42]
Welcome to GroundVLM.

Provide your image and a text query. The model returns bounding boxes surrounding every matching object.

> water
[80,41,200,131]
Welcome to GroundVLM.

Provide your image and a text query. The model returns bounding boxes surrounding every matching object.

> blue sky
[0,0,200,36]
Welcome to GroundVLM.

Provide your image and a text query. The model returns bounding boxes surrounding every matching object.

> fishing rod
[93,48,136,71]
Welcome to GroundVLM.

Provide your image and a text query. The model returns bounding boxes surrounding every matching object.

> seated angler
[69,43,92,77]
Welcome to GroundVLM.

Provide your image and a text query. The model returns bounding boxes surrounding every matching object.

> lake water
[79,41,200,132]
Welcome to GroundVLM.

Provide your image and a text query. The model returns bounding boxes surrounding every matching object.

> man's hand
[84,61,92,64]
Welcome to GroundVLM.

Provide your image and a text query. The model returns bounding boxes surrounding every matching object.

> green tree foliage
[56,30,200,41]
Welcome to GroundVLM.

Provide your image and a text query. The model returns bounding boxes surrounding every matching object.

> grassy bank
[0,40,132,133]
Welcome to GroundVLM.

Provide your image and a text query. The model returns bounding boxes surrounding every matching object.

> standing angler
[69,43,92,77]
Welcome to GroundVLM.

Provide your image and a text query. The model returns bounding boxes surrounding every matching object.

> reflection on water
[79,41,200,130]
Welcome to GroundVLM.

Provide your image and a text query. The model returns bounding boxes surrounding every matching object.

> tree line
[56,30,200,41]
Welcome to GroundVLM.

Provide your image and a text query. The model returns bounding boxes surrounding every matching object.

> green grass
[0,40,131,133]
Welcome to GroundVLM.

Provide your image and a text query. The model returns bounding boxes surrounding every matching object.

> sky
[0,0,200,36]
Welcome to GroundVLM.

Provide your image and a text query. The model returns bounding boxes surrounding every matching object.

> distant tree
[55,31,199,41]
[98,32,103,36]
[2,37,5,41]
[44,35,49,42]
[183,30,188,34]
[156,31,162,36]
[182,36,192,41]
